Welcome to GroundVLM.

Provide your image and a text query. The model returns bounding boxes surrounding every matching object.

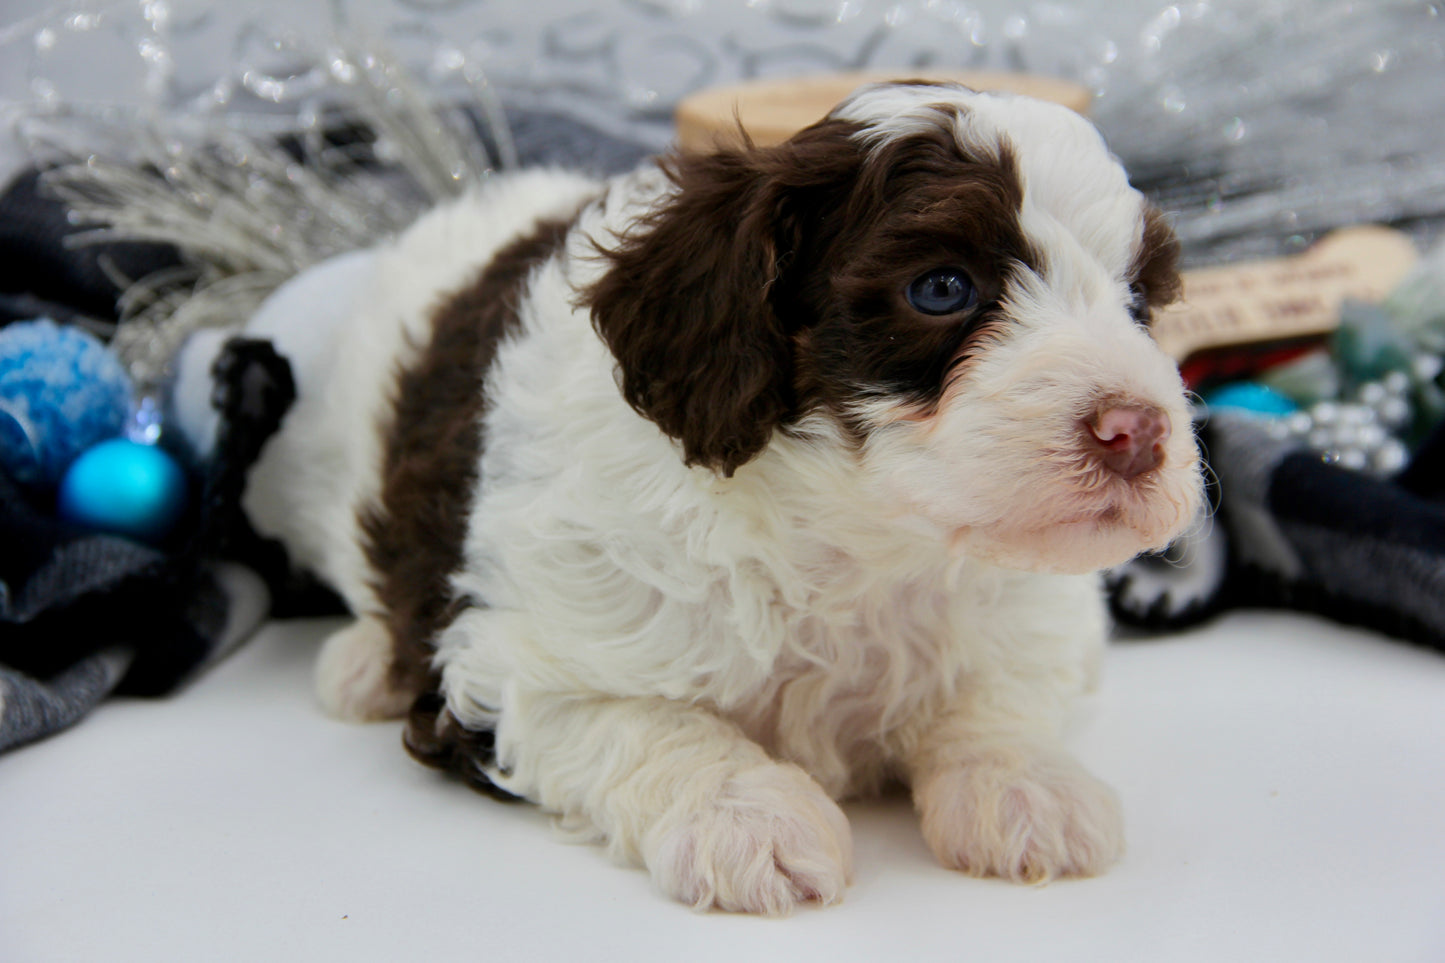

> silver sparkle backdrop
[1,0,1443,265]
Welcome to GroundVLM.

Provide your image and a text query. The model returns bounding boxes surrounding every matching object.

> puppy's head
[588,82,1202,574]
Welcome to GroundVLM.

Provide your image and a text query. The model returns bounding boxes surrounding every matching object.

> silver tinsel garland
[24,38,509,395]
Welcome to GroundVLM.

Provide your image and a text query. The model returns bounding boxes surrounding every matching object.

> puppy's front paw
[645,763,853,916]
[315,617,412,722]
[917,746,1123,884]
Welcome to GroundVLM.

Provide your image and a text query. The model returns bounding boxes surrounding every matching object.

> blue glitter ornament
[57,438,187,543]
[0,319,133,486]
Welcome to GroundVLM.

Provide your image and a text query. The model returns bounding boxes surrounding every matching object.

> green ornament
[1258,350,1341,406]
[1333,300,1414,385]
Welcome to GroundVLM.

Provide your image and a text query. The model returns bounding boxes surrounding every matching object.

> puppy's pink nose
[1086,405,1170,479]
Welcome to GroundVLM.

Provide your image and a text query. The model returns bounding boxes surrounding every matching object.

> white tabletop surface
[4,611,1444,962]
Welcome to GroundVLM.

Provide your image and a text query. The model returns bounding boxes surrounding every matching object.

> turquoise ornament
[57,438,187,543]
[1203,382,1300,418]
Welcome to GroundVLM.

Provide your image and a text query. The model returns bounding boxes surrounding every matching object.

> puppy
[220,82,1202,914]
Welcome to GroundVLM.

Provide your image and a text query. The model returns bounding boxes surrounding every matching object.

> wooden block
[673,70,1092,153]
[1154,225,1419,362]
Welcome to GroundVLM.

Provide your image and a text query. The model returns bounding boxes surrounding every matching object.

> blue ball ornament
[57,438,188,543]
[0,319,133,486]
[1203,381,1300,419]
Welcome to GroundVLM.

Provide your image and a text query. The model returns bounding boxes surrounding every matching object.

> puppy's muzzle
[1084,404,1171,480]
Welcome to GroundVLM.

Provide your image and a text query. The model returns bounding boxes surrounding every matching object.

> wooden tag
[673,70,1092,153]
[1153,226,1419,362]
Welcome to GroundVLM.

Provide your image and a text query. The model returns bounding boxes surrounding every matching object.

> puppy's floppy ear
[586,122,862,476]
[1130,206,1183,324]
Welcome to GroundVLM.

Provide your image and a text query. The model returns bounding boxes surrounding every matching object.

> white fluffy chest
[724,553,1105,798]
[720,560,972,798]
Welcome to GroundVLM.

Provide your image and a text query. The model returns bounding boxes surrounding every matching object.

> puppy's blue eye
[906,269,977,316]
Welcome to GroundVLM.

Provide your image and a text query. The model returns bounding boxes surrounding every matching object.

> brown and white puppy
[214,82,1202,914]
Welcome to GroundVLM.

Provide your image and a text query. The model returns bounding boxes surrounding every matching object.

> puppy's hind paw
[645,763,854,916]
[917,746,1124,884]
[314,616,412,722]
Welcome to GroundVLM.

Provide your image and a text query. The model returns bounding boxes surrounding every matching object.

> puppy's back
[241,169,604,622]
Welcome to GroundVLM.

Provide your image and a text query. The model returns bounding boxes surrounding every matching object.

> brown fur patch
[1129,207,1183,324]
[358,213,577,704]
[585,109,1037,472]
[585,118,869,477]
[790,121,1039,423]
[402,691,519,800]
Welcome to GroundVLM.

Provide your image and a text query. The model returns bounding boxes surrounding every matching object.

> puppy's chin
[985,468,1203,573]
[864,435,1202,575]
[950,512,1186,575]
[859,391,1204,575]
